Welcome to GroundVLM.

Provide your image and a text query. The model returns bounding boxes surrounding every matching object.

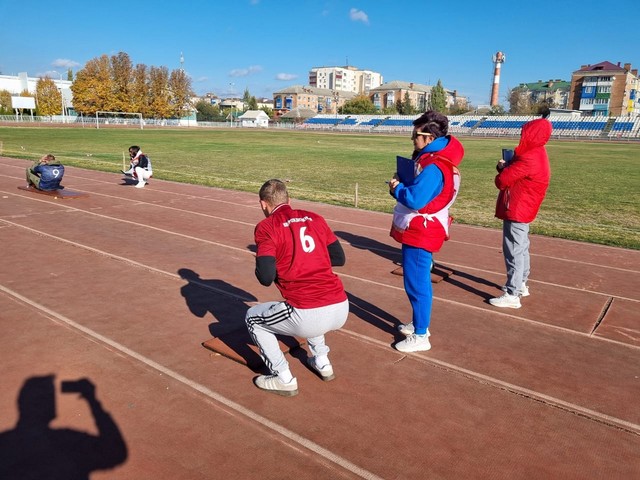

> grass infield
[1,126,638,249]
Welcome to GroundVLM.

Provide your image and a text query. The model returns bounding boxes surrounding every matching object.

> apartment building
[272,85,356,117]
[370,81,430,111]
[308,66,383,95]
[516,79,570,109]
[568,61,639,117]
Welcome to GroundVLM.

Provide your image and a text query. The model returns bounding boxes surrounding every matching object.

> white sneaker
[397,324,431,337]
[489,293,521,309]
[395,334,431,352]
[307,357,335,381]
[135,181,146,188]
[502,283,530,297]
[397,322,414,336]
[253,374,298,396]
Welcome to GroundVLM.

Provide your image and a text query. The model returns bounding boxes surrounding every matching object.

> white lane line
[4,168,639,276]
[0,283,384,480]
[4,182,639,282]
[3,271,639,443]
[2,217,640,437]
[338,272,640,345]
[0,194,251,255]
[336,328,640,437]
[3,217,639,339]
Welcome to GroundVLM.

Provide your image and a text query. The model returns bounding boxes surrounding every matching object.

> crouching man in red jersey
[245,179,349,396]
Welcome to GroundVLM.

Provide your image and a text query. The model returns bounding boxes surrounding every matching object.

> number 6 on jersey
[299,226,316,253]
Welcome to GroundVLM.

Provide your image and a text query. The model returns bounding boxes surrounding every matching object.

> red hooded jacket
[495,118,552,223]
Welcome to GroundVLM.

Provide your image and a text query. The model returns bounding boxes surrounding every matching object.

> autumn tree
[110,52,134,112]
[0,89,12,114]
[148,66,172,118]
[168,68,194,118]
[508,86,532,114]
[448,99,469,115]
[71,55,112,115]
[131,64,149,116]
[72,52,193,119]
[36,77,62,116]
[488,104,506,116]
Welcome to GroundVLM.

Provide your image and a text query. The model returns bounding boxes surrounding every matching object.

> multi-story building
[0,72,73,114]
[308,66,383,95]
[369,81,466,112]
[516,79,570,109]
[370,81,431,111]
[272,85,356,117]
[568,61,639,117]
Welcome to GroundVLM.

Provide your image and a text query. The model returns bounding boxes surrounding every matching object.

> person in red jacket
[489,111,552,308]
[388,111,464,352]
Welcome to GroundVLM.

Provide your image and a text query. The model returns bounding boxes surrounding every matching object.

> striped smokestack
[490,51,506,106]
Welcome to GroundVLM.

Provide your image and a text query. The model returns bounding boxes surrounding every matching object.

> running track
[0,157,638,479]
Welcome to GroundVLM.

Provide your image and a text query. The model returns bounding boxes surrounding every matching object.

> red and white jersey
[254,204,346,309]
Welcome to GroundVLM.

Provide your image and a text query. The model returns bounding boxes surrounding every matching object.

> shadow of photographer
[0,375,127,480]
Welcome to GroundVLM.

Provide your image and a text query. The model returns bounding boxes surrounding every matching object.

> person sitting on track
[26,154,65,191]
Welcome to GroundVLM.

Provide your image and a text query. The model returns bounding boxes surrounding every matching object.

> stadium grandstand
[298,113,640,140]
[1,112,639,140]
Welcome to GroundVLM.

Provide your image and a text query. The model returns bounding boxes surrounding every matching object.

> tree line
[71,52,193,118]
[0,52,194,119]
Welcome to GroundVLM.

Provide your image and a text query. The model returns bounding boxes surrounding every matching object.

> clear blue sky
[1,0,639,106]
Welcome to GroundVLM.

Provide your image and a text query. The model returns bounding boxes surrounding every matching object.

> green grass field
[1,126,638,249]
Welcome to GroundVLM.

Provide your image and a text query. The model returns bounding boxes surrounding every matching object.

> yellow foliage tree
[169,69,193,118]
[148,66,172,119]
[109,52,133,112]
[71,55,112,115]
[0,89,12,114]
[131,64,149,117]
[71,51,194,119]
[36,77,62,116]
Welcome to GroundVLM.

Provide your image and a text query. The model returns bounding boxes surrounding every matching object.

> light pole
[229,83,235,127]
[58,88,66,122]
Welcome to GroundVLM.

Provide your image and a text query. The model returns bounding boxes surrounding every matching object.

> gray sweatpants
[502,220,530,296]
[245,299,349,376]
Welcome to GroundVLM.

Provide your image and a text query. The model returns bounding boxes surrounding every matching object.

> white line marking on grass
[0,283,384,480]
